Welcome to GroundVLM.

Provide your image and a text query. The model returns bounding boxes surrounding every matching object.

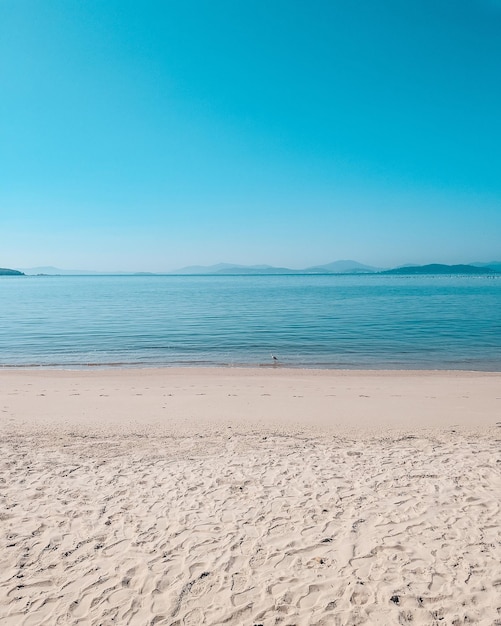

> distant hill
[381,264,498,275]
[172,263,253,274]
[215,265,302,275]
[472,261,501,273]
[306,260,379,273]
[0,268,24,276]
[172,263,302,274]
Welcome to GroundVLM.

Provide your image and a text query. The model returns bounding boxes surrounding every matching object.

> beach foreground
[1,368,500,625]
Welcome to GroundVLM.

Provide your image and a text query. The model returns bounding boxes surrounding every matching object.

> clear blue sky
[1,0,500,271]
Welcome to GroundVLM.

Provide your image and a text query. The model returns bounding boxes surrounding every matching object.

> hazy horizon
[10,258,501,275]
[2,1,500,270]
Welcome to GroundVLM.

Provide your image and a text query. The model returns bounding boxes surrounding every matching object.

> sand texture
[1,368,501,625]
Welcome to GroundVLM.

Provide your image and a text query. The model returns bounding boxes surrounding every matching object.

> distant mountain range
[9,261,501,276]
[172,260,381,274]
[170,261,500,275]
[16,261,380,275]
[15,266,155,276]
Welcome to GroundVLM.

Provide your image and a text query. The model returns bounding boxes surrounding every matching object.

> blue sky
[1,0,500,271]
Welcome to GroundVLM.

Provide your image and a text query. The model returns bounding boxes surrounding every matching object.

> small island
[0,268,25,276]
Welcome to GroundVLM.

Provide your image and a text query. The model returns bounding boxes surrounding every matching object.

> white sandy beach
[1,368,500,625]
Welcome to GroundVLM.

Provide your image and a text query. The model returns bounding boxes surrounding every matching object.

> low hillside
[0,268,25,276]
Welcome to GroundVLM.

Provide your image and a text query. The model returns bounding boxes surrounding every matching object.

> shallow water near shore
[1,274,500,370]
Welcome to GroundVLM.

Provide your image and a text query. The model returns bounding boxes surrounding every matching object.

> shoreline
[2,363,501,372]
[2,359,501,370]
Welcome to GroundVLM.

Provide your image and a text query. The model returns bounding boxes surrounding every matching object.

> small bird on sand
[271,353,278,363]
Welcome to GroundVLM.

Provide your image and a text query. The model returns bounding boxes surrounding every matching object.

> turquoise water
[1,274,500,370]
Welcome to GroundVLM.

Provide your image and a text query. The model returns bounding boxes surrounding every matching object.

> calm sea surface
[1,274,500,370]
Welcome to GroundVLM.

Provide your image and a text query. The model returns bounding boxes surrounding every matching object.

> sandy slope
[1,368,500,625]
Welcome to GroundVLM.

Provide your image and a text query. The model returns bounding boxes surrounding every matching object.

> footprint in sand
[188,571,213,598]
[183,608,204,625]
[350,588,372,605]
[298,584,323,609]
[249,549,267,568]
[231,572,249,593]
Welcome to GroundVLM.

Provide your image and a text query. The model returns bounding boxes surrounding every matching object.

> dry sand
[0,368,500,625]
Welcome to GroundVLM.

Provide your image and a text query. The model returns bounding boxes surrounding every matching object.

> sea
[1,274,500,370]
